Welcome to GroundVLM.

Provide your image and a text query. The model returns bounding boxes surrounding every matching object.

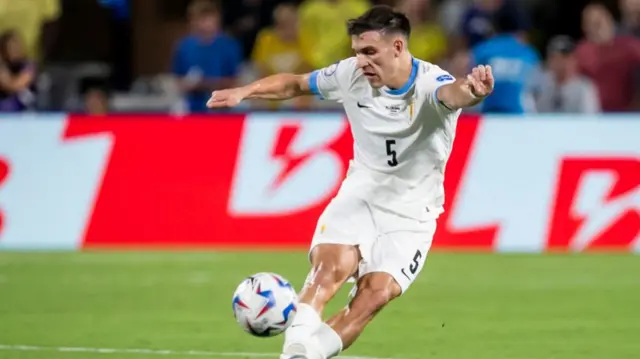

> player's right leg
[282,195,373,359]
[281,243,360,359]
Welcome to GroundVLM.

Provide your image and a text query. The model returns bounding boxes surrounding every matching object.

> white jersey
[308,57,462,221]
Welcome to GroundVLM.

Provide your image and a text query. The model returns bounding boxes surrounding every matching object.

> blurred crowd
[2,0,640,115]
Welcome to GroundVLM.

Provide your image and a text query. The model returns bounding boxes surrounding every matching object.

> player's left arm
[436,65,494,110]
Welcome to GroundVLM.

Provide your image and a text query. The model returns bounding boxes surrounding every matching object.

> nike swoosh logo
[357,102,370,108]
[400,268,411,281]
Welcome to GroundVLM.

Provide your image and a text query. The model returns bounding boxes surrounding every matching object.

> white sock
[312,323,343,359]
[283,303,322,352]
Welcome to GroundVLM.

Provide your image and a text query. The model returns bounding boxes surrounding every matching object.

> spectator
[98,0,129,19]
[438,0,472,39]
[0,30,37,112]
[80,77,110,115]
[0,0,60,62]
[576,3,640,112]
[251,3,311,110]
[398,0,448,64]
[619,0,640,37]
[298,0,370,69]
[223,0,281,60]
[172,0,242,113]
[534,36,600,113]
[252,3,308,76]
[459,0,503,49]
[470,4,540,113]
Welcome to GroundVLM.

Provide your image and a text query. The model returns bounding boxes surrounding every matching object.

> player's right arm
[207,59,355,108]
[244,73,315,100]
[206,73,311,108]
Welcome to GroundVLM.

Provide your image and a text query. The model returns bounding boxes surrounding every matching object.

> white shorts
[308,193,436,294]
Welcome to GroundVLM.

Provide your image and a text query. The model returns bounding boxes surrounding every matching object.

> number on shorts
[386,139,398,167]
[409,250,422,274]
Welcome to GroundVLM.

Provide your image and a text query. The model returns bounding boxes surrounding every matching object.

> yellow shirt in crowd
[408,23,448,64]
[0,0,60,61]
[252,29,307,75]
[298,0,370,69]
[251,28,310,109]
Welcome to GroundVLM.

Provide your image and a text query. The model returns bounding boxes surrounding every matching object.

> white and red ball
[232,272,298,337]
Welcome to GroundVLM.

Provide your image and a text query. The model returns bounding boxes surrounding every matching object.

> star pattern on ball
[255,283,276,319]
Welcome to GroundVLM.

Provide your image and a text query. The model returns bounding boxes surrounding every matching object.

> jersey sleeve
[419,65,458,112]
[308,57,358,101]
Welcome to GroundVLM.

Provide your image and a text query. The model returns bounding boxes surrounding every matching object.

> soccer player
[208,5,493,359]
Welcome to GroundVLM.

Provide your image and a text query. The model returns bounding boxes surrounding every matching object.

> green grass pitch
[0,252,638,359]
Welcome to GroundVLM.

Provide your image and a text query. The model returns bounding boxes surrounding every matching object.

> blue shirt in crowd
[472,34,541,114]
[172,34,242,113]
[98,0,129,19]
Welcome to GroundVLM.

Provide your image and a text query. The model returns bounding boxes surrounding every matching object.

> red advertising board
[0,113,638,252]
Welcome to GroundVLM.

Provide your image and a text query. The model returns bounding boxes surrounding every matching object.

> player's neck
[385,54,414,91]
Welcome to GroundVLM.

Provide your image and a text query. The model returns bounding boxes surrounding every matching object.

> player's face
[352,31,404,88]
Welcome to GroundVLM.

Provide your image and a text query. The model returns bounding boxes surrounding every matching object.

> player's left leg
[311,272,402,359]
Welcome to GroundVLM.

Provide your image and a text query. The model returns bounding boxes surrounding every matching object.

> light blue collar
[383,57,419,96]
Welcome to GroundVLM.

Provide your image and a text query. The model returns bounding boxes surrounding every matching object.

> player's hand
[465,65,494,98]
[206,87,250,108]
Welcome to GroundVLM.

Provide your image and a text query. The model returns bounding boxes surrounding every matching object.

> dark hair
[491,2,530,34]
[80,77,111,96]
[546,35,575,55]
[346,5,411,38]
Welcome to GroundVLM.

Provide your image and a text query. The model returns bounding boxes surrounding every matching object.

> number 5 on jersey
[386,139,398,167]
[401,250,422,281]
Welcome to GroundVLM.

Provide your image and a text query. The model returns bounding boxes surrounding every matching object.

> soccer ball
[232,272,298,337]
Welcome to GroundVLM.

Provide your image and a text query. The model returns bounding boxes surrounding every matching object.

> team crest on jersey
[324,62,339,76]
